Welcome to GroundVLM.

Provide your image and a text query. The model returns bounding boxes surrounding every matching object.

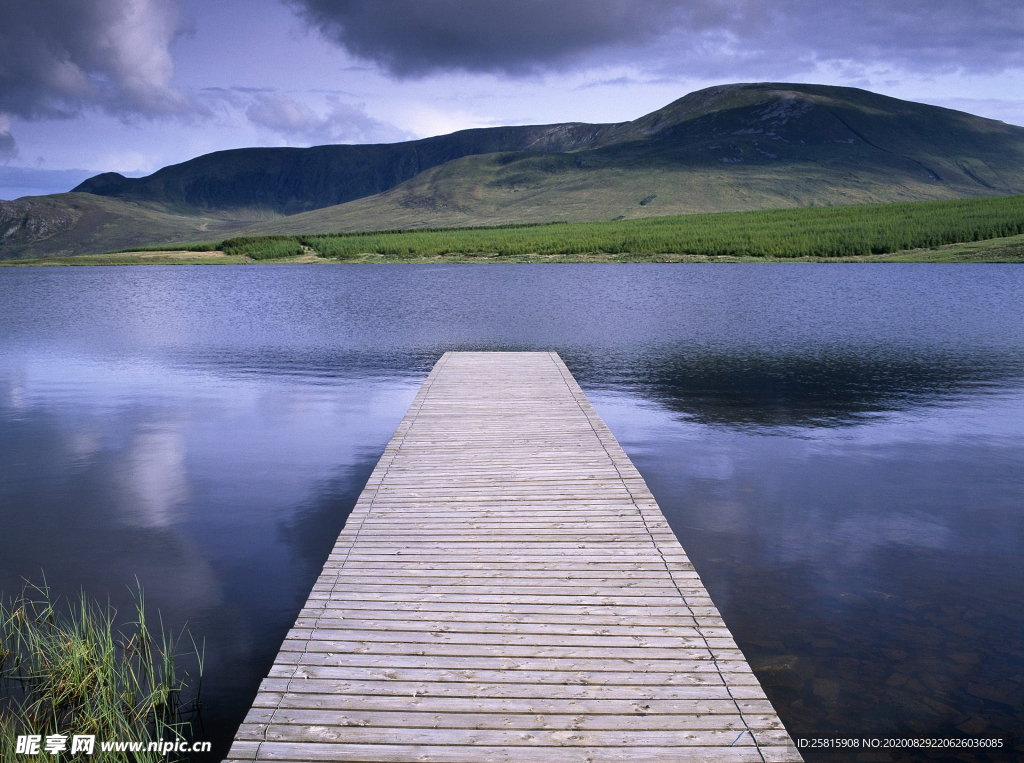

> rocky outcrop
[0,198,81,244]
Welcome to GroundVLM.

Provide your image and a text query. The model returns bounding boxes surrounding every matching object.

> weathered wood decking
[227,352,801,763]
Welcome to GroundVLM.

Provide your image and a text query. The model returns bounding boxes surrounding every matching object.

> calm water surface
[1,265,1022,762]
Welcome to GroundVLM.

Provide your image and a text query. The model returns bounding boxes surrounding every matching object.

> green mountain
[4,82,1024,258]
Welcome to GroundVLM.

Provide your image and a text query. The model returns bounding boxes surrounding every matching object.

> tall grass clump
[220,236,303,260]
[294,194,1024,259]
[0,580,203,763]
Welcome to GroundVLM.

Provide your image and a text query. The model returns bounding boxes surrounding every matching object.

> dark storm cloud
[285,0,690,76]
[286,0,1024,78]
[0,0,193,120]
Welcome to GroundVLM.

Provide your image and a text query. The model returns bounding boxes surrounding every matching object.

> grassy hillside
[0,193,248,259]
[4,82,1024,259]
[240,149,985,236]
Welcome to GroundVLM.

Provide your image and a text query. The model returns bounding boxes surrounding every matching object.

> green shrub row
[215,194,1024,260]
[220,236,304,260]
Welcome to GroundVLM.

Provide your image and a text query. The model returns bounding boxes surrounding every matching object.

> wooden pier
[227,352,801,763]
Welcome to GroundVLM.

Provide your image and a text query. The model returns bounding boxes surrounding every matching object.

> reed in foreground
[0,581,203,763]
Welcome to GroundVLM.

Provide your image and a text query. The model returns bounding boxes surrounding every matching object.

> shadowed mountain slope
[4,83,1024,258]
[70,123,613,215]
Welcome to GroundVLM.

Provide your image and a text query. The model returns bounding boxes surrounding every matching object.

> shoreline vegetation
[4,195,1024,266]
[0,581,203,763]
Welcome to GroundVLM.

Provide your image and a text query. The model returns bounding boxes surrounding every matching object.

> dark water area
[0,264,1021,762]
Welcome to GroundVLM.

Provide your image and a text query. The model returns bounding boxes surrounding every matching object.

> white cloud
[122,427,189,529]
[245,93,413,145]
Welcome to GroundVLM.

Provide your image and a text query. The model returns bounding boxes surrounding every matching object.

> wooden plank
[225,741,797,763]
[267,664,756,685]
[241,708,785,731]
[238,726,794,746]
[255,677,769,701]
[226,352,800,762]
[250,694,781,716]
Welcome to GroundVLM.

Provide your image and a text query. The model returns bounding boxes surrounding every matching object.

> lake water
[1,264,1022,762]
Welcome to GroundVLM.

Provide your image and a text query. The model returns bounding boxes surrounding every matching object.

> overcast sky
[2,0,1024,199]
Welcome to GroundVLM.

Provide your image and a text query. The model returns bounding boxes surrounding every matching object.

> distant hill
[4,82,1024,258]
